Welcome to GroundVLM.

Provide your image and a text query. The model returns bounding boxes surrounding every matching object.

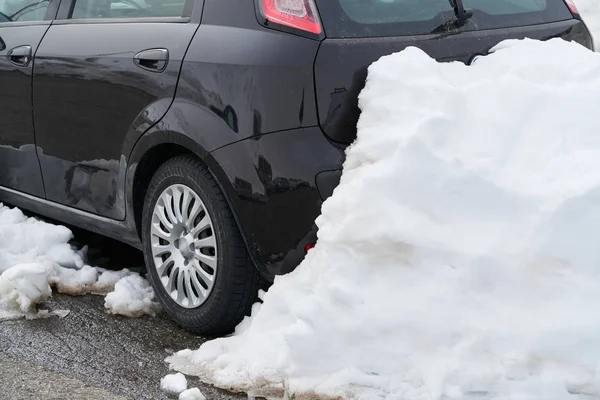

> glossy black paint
[174,0,320,144]
[0,0,594,282]
[316,19,595,144]
[33,20,199,219]
[205,127,345,280]
[0,22,49,197]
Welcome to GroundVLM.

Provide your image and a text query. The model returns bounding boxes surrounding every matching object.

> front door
[32,0,199,219]
[0,0,53,197]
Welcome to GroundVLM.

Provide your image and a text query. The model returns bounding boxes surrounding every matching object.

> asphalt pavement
[0,227,245,400]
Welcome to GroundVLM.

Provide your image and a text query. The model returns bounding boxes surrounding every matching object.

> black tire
[141,155,260,335]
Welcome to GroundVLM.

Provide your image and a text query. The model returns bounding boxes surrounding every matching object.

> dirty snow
[105,274,161,317]
[161,372,188,395]
[577,0,600,47]
[0,204,157,320]
[179,388,206,400]
[167,38,600,400]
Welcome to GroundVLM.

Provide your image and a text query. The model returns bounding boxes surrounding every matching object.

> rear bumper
[207,126,346,280]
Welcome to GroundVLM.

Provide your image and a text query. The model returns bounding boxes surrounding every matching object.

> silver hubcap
[150,184,217,308]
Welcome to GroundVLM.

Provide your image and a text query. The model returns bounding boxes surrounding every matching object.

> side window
[70,0,185,19]
[0,0,48,22]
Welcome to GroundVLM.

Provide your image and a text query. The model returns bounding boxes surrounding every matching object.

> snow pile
[0,204,158,320]
[0,263,53,320]
[161,372,188,395]
[105,274,161,317]
[179,388,206,400]
[167,39,600,399]
[577,0,600,47]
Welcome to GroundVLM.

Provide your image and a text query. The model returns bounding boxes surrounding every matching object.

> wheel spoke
[194,251,216,269]
[172,186,184,223]
[157,255,174,275]
[176,267,185,303]
[192,259,216,283]
[190,271,208,298]
[183,270,197,306]
[152,243,171,257]
[186,201,202,230]
[180,189,192,222]
[151,223,172,242]
[195,235,216,249]
[166,266,178,293]
[155,205,174,230]
[190,216,211,237]
[164,192,178,226]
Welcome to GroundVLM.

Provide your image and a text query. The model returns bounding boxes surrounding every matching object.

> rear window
[315,0,573,38]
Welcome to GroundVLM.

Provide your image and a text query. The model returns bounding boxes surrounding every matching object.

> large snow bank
[577,0,600,47]
[167,38,600,399]
[0,205,158,320]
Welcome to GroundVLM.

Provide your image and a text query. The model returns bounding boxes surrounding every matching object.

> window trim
[54,0,196,22]
[53,16,191,24]
[0,19,50,26]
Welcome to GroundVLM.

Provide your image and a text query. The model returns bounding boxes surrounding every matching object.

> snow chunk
[0,204,84,274]
[160,372,188,395]
[0,203,155,320]
[49,265,98,295]
[92,268,134,295]
[167,39,600,399]
[105,274,160,317]
[0,263,51,319]
[179,388,206,400]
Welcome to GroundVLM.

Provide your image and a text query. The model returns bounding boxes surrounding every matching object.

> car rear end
[245,0,594,273]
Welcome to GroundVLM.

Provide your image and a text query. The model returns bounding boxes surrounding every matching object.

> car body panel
[32,20,198,219]
[0,22,49,198]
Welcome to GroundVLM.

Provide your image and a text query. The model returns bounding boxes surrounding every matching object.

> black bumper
[207,126,345,281]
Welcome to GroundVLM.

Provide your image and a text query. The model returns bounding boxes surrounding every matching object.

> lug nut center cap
[177,236,195,259]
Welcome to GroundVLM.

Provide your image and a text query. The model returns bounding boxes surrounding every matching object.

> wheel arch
[125,128,272,280]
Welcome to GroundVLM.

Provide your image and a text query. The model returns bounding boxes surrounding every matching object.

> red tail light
[564,0,579,15]
[305,244,315,253]
[261,0,322,35]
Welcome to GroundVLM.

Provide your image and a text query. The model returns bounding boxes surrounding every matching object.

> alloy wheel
[150,184,218,308]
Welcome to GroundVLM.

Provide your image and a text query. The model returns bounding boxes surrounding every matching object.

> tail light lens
[260,0,322,35]
[564,0,579,15]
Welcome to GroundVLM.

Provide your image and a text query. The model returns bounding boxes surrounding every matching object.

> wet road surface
[0,226,245,400]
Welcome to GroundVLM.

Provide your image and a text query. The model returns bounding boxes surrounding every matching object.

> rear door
[32,0,200,219]
[0,0,54,197]
[314,0,587,144]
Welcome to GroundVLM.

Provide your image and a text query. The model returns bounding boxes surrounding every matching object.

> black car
[0,0,593,334]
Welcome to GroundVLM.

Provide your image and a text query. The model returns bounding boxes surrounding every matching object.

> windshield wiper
[448,0,473,24]
[430,0,474,34]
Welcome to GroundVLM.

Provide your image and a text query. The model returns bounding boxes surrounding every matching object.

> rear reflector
[564,0,579,15]
[305,244,315,253]
[261,0,322,35]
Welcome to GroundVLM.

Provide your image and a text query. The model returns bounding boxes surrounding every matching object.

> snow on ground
[0,204,158,320]
[167,38,600,400]
[105,274,161,317]
[577,0,600,48]
[160,372,188,395]
[179,388,206,400]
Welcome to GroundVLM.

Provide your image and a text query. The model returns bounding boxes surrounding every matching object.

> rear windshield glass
[315,0,573,38]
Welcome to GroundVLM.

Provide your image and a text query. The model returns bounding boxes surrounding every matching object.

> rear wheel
[141,155,260,335]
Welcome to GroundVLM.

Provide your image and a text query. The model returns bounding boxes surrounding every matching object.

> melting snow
[0,204,159,320]
[179,388,206,400]
[161,372,188,395]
